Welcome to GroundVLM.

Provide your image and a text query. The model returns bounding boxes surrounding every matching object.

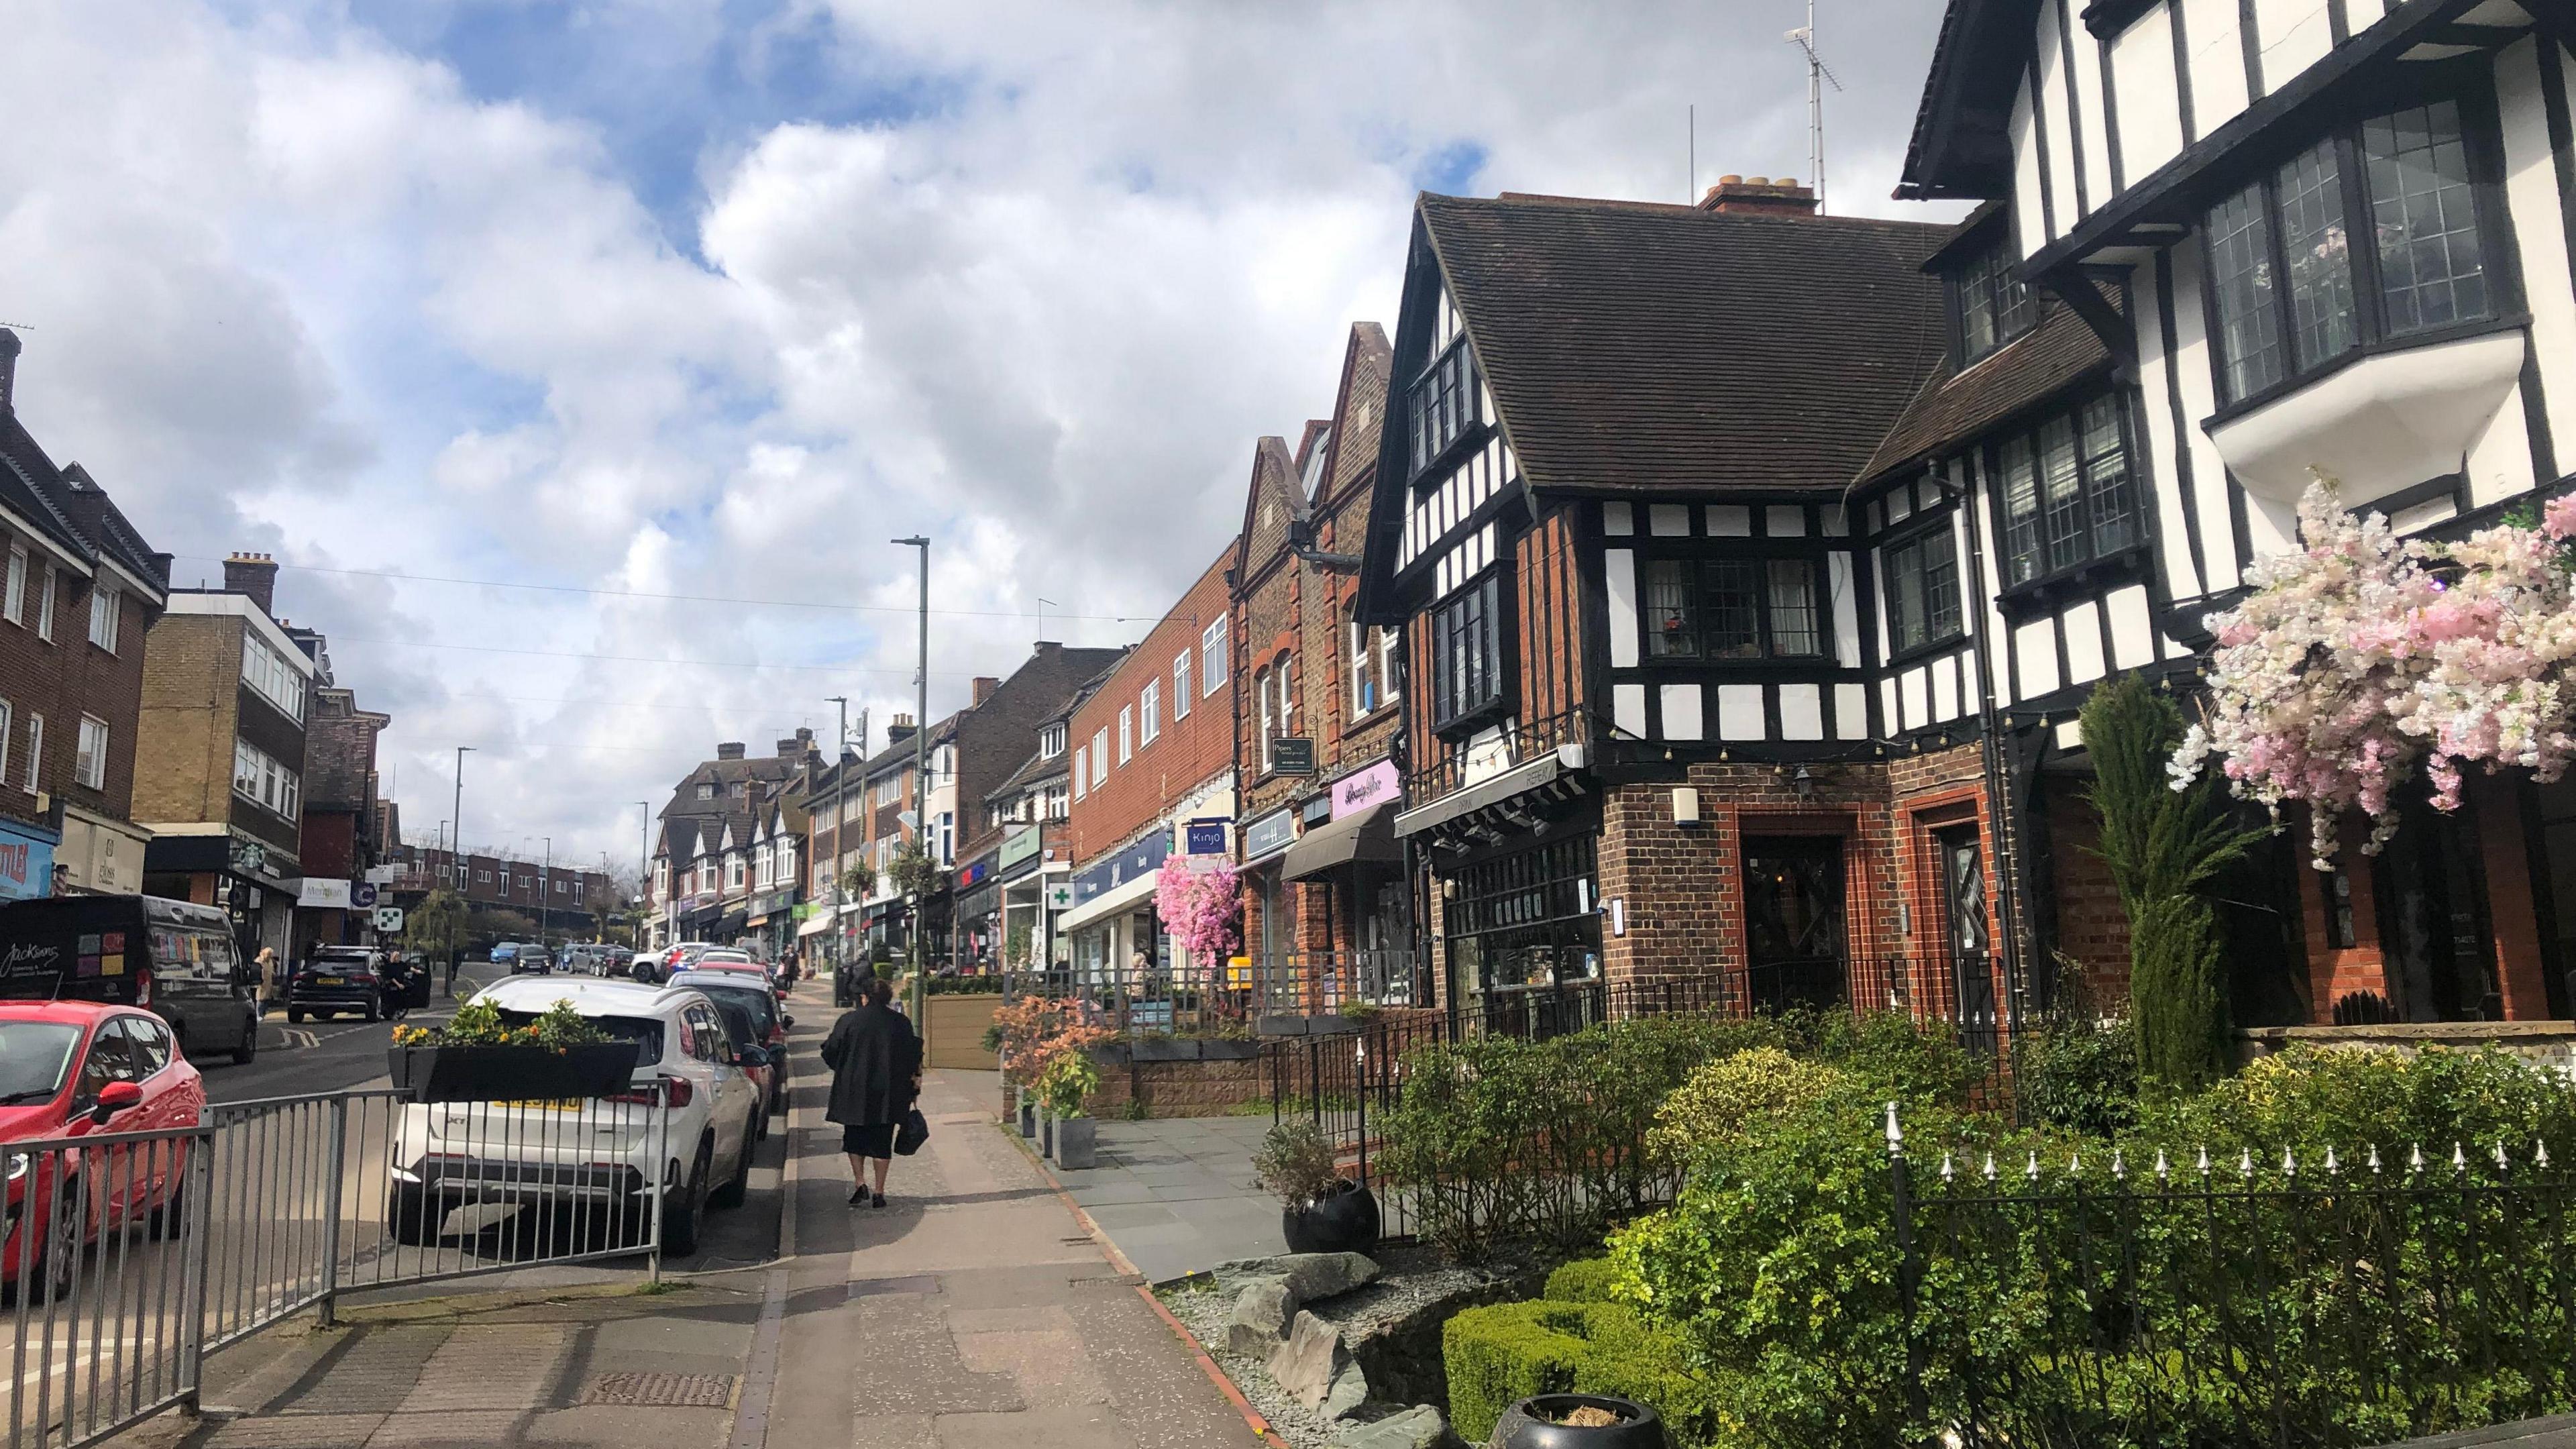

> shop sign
[1269,737,1316,776]
[1046,882,1075,911]
[1332,760,1401,819]
[297,878,353,910]
[352,882,380,908]
[0,819,58,902]
[955,859,990,890]
[1184,819,1228,855]
[1242,810,1295,863]
[998,824,1040,871]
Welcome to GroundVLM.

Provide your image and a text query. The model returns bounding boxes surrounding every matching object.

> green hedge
[1442,1299,1715,1448]
[1542,1256,1622,1303]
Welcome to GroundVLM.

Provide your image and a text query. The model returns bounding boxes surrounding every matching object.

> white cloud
[0,0,1956,865]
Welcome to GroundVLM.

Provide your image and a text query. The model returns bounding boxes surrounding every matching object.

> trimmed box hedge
[1542,1256,1623,1304]
[1442,1298,1713,1447]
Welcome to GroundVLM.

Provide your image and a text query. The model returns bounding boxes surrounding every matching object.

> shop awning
[1056,868,1158,935]
[716,909,749,936]
[796,913,835,938]
[1281,802,1401,882]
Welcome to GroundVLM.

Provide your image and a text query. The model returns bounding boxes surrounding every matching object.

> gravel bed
[1160,1244,1525,1449]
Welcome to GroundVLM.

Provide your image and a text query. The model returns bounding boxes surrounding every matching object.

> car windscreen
[494,1010,661,1068]
[0,1022,82,1104]
[678,980,777,1036]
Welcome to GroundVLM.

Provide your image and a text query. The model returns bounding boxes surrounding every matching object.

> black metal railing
[1246,949,1425,1017]
[1401,706,1598,806]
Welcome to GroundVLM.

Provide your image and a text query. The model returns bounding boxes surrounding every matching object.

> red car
[1,1002,205,1297]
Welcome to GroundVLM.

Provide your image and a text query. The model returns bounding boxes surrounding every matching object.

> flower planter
[1128,1037,1199,1062]
[1018,1095,1038,1138]
[1053,1116,1097,1170]
[386,1042,640,1104]
[1039,1113,1055,1158]
[1281,1179,1380,1254]
[1493,1395,1666,1448]
[1198,1039,1260,1061]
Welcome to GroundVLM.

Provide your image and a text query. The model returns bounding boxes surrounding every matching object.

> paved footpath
[133,990,1260,1449]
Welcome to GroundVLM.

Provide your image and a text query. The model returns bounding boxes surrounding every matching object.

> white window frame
[1173,651,1192,720]
[1140,680,1160,745]
[1201,616,1228,695]
[75,714,107,791]
[1091,728,1108,780]
[1041,723,1066,759]
[1350,619,1371,718]
[1256,665,1275,773]
[1379,627,1401,705]
[23,714,40,793]
[0,700,13,784]
[1118,706,1132,763]
[35,566,53,643]
[87,584,117,654]
[3,546,23,627]
[1073,750,1087,800]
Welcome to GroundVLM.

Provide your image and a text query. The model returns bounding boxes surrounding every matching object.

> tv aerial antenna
[1786,0,1845,214]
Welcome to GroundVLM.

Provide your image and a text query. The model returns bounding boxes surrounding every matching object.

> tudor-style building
[1355,184,1976,1029]
[1894,0,2576,1026]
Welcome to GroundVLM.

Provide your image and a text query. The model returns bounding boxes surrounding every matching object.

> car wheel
[286,1008,305,1025]
[233,1019,258,1065]
[388,1183,439,1246]
[661,1142,711,1256]
[13,1174,87,1303]
[710,1128,751,1210]
[148,1175,184,1241]
[364,1000,382,1024]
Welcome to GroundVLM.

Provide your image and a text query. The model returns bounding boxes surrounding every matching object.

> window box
[384,1041,641,1104]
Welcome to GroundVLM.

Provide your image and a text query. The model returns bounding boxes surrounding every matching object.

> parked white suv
[383,977,763,1256]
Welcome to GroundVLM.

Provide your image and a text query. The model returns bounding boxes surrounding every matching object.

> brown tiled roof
[1419,193,1951,496]
[1857,287,2118,485]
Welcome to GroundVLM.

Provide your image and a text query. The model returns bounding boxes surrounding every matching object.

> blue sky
[1,0,1955,866]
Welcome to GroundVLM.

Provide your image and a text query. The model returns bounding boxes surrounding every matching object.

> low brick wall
[1085,1050,1272,1118]
[2239,1020,2576,1073]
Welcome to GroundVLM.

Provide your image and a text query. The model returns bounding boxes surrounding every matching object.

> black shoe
[871,1191,888,1210]
[849,1187,868,1205]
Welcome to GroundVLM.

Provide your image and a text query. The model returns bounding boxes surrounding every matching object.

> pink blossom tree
[1155,854,1242,960]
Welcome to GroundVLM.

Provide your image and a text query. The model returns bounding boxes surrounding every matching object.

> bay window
[1991,394,2139,587]
[2207,91,2502,407]
[1409,339,1482,476]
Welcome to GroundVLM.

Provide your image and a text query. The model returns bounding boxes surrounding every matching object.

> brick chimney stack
[1698,175,1820,218]
[716,742,747,761]
[0,329,19,413]
[971,676,1000,707]
[887,713,916,749]
[223,552,280,617]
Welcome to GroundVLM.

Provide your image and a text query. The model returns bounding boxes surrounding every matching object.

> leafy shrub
[1778,1007,1983,1108]
[1252,1120,1341,1203]
[1542,1256,1623,1303]
[1443,1298,1717,1448]
[1035,1050,1102,1118]
[924,975,1004,995]
[1647,1046,1841,1170]
[2139,1041,2576,1159]
[2011,1013,2140,1136]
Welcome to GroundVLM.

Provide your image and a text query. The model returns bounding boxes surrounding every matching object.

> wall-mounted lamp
[1790,765,1815,800]
[1673,787,1702,827]
[1441,878,1459,900]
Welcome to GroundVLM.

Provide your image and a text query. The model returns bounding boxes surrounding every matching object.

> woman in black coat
[821,977,921,1207]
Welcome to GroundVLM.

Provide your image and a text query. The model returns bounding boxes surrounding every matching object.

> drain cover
[579,1373,739,1407]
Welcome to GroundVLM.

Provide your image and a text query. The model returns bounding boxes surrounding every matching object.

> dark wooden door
[1743,837,1847,1012]
[1939,828,1998,1054]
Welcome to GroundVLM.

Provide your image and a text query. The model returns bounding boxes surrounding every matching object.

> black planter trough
[1282,1179,1381,1254]
[387,1042,642,1103]
[1493,1394,1666,1448]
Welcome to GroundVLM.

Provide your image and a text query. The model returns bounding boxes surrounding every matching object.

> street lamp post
[541,836,551,955]
[446,747,474,997]
[637,803,651,949]
[894,535,929,1019]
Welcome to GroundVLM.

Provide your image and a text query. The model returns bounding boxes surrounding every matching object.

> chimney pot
[1719,174,1742,185]
[1697,173,1821,218]
[222,551,281,616]
[1748,176,1770,185]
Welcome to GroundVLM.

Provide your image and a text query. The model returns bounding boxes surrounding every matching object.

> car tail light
[610,1076,693,1108]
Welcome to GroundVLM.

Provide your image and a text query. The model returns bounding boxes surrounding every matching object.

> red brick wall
[2041,784,2131,1007]
[1068,549,1236,863]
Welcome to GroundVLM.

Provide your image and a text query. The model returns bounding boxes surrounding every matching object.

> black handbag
[894,1107,930,1157]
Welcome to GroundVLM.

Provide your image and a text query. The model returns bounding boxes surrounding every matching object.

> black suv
[288,947,389,1023]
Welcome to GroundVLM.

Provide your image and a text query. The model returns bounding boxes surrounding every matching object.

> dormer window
[1408,339,1482,478]
[1953,237,2037,366]
[696,782,714,800]
[1040,723,1067,759]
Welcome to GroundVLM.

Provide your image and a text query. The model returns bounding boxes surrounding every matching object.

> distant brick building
[0,329,173,902]
[1061,549,1235,981]
[946,641,1126,971]
[293,682,391,953]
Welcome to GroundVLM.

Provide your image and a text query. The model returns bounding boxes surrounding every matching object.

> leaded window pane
[2277,140,2358,368]
[1889,542,1927,654]
[1998,435,2042,586]
[2040,416,2086,576]
[1704,561,1762,659]
[1766,559,1821,657]
[2080,396,2138,555]
[2208,182,2285,402]
[1645,559,1696,658]
[2367,99,2489,335]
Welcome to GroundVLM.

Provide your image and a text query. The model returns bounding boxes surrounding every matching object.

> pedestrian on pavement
[820,976,920,1209]
[255,947,280,1011]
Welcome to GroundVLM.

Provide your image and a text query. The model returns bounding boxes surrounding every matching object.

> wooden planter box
[386,1042,641,1103]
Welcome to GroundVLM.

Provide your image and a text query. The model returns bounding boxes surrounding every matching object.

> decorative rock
[1224,1277,1297,1357]
[1271,1252,1382,1303]
[1267,1309,1344,1409]
[1321,1359,1368,1421]
[1333,1405,1448,1449]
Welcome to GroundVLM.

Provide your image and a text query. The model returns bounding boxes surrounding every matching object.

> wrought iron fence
[1245,949,1422,1018]
[6,1086,673,1449]
[1401,706,1597,804]
[1894,1119,2576,1448]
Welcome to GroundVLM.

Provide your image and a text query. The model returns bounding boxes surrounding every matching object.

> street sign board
[1269,737,1316,775]
[352,882,380,908]
[372,906,405,933]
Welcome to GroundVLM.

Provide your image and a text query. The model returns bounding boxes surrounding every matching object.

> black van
[0,894,261,1065]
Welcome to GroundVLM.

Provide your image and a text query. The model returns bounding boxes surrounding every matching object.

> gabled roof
[860,712,960,781]
[1417,193,1949,497]
[1232,435,1307,587]
[983,747,1069,806]
[1317,323,1393,506]
[1858,283,2119,486]
[1896,0,2042,202]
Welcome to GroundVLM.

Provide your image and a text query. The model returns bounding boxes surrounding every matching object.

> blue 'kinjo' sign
[1185,819,1228,855]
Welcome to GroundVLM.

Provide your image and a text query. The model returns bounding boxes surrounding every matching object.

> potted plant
[1493,1394,1666,1448]
[386,998,637,1103]
[1040,1051,1102,1170]
[1254,1120,1379,1254]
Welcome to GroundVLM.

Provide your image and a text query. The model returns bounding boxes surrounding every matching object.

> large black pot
[387,1042,641,1103]
[1281,1179,1381,1254]
[1493,1395,1666,1448]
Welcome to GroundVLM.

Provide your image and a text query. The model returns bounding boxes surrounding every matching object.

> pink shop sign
[1331,761,1401,819]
